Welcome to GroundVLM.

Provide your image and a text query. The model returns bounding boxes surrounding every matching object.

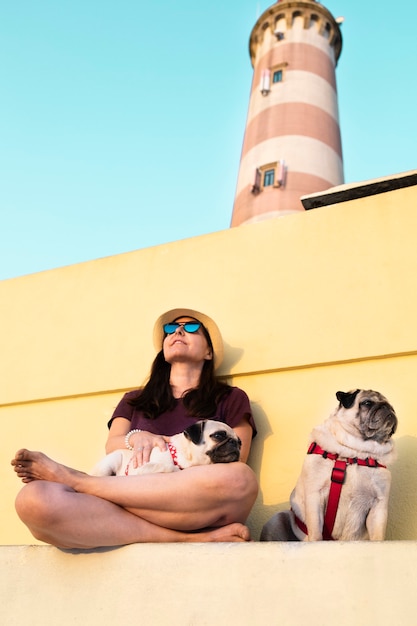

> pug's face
[183,420,241,463]
[336,389,398,444]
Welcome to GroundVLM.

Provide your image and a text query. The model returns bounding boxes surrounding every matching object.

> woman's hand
[106,418,168,467]
[127,430,168,468]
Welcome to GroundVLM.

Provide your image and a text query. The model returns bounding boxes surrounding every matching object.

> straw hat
[153,307,224,369]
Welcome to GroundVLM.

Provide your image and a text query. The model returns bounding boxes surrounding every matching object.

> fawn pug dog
[92,419,241,476]
[261,390,398,541]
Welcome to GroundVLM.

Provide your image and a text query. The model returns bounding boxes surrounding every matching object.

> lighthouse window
[273,70,283,83]
[263,169,275,187]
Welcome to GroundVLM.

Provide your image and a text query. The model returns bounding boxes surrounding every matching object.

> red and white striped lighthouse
[231,0,344,226]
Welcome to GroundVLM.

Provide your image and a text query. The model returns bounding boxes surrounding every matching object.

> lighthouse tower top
[249,0,343,67]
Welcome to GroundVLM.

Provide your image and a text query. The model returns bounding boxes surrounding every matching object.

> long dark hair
[129,324,231,419]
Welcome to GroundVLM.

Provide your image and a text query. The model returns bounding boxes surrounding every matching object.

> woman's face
[163,317,213,366]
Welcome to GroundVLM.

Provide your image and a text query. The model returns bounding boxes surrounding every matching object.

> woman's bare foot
[11,449,86,486]
[189,522,252,542]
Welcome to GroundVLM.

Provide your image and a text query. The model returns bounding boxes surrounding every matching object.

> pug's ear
[336,389,360,409]
[183,421,206,445]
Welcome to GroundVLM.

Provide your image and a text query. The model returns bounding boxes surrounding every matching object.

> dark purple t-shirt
[109,386,257,438]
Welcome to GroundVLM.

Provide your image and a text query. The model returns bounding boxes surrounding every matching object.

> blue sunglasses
[163,322,202,335]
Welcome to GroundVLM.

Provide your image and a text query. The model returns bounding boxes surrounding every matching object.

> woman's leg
[12,449,258,548]
[14,481,252,548]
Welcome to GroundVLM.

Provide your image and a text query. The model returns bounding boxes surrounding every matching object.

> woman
[12,308,258,548]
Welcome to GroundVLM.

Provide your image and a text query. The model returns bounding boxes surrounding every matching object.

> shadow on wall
[387,435,417,540]
[221,342,244,373]
[245,401,288,539]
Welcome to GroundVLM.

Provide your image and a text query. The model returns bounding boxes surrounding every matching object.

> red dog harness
[293,442,386,540]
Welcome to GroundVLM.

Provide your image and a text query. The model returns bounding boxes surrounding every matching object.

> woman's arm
[232,418,253,463]
[108,416,253,463]
[105,417,131,453]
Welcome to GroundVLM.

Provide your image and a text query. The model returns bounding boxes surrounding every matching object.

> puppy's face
[183,420,241,463]
[336,389,398,444]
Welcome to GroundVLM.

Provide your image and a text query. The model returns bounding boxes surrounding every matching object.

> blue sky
[1,1,416,280]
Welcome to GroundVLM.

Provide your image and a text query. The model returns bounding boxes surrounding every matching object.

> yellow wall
[2,174,417,544]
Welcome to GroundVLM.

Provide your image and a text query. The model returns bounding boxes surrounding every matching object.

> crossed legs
[12,449,258,549]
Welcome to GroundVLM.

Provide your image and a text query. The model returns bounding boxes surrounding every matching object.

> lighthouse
[231,0,344,226]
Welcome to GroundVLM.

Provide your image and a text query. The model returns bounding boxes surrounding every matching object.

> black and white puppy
[261,390,398,541]
[92,419,241,476]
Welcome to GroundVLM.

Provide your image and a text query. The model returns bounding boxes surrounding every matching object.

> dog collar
[294,442,387,540]
[167,442,184,470]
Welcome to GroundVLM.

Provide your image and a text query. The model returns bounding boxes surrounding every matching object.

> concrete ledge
[301,169,417,209]
[1,542,416,625]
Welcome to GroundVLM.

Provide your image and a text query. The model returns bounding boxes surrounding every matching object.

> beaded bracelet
[125,429,142,451]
